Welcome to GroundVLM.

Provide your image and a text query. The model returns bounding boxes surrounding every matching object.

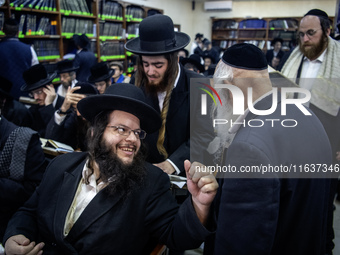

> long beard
[95,141,147,199]
[144,76,170,96]
[209,90,240,163]
[300,35,327,60]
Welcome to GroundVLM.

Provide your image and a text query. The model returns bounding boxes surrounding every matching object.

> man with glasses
[88,62,114,94]
[21,64,64,137]
[3,83,218,255]
[56,59,79,98]
[282,9,340,254]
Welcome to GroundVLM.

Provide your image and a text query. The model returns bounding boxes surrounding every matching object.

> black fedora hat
[181,54,205,73]
[88,62,115,83]
[21,64,57,92]
[77,83,161,133]
[73,34,90,49]
[56,59,79,74]
[0,76,12,98]
[76,82,99,95]
[125,14,190,55]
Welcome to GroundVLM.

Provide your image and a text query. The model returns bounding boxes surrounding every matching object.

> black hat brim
[125,32,190,55]
[57,66,79,74]
[181,58,205,73]
[0,89,11,98]
[21,72,57,92]
[77,94,161,134]
[88,69,115,83]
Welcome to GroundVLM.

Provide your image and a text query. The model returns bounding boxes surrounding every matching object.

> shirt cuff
[166,159,180,175]
[54,111,67,125]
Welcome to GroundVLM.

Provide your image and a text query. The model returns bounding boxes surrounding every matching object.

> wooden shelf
[1,0,163,70]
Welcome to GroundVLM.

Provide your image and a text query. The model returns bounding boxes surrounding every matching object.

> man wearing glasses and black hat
[3,83,218,255]
[21,64,64,137]
[125,14,213,176]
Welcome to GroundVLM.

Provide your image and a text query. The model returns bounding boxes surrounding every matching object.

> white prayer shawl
[282,37,340,116]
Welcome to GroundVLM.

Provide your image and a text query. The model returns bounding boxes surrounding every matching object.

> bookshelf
[0,0,163,69]
[211,17,334,52]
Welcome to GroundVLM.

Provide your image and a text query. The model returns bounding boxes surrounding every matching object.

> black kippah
[221,43,267,70]
[304,9,329,19]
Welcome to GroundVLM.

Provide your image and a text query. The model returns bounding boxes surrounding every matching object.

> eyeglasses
[106,125,147,140]
[29,89,44,98]
[298,29,321,39]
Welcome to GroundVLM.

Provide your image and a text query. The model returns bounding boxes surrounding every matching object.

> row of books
[239,30,266,38]
[269,19,298,29]
[213,30,237,39]
[213,20,238,30]
[268,30,296,40]
[100,41,124,57]
[10,0,56,11]
[126,23,139,38]
[61,17,94,36]
[98,0,123,20]
[59,0,91,15]
[125,6,144,22]
[17,14,57,36]
[213,19,298,30]
[33,40,60,59]
[99,22,123,38]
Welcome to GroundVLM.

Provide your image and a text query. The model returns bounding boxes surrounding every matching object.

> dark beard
[300,35,328,60]
[95,141,147,199]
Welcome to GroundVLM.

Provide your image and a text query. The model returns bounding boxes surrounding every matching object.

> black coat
[73,50,97,82]
[45,109,89,151]
[204,94,333,255]
[4,152,213,254]
[0,117,46,240]
[28,95,64,137]
[136,65,214,174]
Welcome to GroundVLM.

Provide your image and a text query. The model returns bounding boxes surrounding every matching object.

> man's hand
[184,160,218,225]
[59,86,85,113]
[5,234,45,255]
[153,161,176,175]
[43,84,57,106]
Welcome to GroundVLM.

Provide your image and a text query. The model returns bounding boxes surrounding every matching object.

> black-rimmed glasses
[298,29,321,39]
[106,125,147,140]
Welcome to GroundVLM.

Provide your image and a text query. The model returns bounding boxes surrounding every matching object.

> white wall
[123,0,337,51]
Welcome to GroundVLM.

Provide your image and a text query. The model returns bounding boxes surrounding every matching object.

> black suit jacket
[138,65,214,174]
[73,50,97,82]
[204,94,333,255]
[45,109,87,151]
[0,117,46,240]
[28,95,64,137]
[4,152,212,254]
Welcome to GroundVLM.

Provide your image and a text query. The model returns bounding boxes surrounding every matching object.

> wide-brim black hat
[88,62,115,83]
[125,14,190,55]
[73,34,90,49]
[181,54,205,73]
[21,64,57,92]
[77,83,161,134]
[57,59,79,74]
[0,76,12,98]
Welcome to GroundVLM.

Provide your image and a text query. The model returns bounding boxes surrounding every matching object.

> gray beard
[208,91,240,163]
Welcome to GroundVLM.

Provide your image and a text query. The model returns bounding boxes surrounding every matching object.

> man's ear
[326,28,331,36]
